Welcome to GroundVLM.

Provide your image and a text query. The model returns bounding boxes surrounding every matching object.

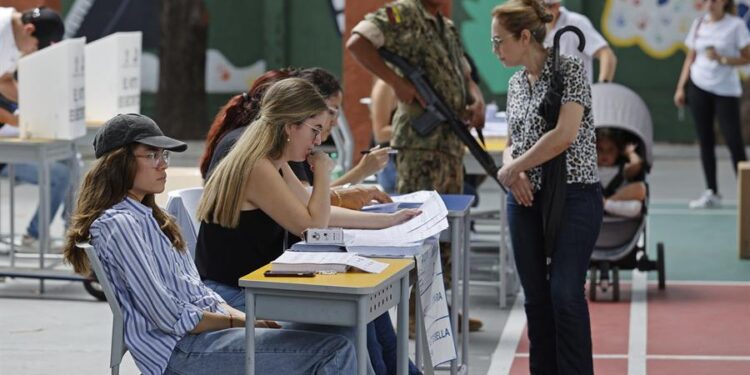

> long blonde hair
[492,0,553,44]
[197,78,327,228]
[63,146,186,275]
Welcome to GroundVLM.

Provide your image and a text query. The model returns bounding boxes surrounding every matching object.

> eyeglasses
[491,36,505,49]
[301,122,322,139]
[327,106,340,120]
[135,150,170,167]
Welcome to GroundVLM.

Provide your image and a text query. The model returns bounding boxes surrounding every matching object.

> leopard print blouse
[505,50,599,192]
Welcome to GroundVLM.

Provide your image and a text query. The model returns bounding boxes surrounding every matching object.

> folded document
[271,251,389,274]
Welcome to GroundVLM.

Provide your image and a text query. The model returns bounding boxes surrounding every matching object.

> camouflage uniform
[354,0,474,288]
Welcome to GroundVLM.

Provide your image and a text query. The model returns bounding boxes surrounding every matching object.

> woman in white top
[674,0,750,209]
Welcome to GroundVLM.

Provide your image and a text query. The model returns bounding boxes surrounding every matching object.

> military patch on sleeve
[385,6,402,24]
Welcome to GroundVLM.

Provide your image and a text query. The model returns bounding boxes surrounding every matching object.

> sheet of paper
[344,191,448,247]
[415,242,456,366]
[272,251,388,273]
[0,125,20,137]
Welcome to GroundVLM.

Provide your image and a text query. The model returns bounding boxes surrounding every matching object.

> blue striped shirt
[90,198,227,375]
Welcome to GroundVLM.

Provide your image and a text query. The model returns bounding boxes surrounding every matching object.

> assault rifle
[378,48,505,191]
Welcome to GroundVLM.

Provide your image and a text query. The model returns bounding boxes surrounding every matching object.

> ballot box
[85,32,142,123]
[18,37,86,140]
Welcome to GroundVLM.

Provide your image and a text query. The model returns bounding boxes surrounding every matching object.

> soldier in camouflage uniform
[347,0,485,332]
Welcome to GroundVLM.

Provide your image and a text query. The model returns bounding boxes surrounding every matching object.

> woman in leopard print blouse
[491,1,603,374]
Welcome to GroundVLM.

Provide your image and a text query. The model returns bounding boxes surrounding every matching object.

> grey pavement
[0,141,743,375]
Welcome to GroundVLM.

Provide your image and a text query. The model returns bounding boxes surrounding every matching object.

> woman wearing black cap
[63,113,357,375]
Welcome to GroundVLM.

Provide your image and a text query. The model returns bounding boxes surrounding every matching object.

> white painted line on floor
[647,354,750,361]
[649,208,737,216]
[628,269,648,375]
[660,280,750,286]
[516,353,628,359]
[487,293,525,375]
[515,353,750,361]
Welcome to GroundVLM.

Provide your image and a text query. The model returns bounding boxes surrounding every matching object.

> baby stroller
[588,82,666,301]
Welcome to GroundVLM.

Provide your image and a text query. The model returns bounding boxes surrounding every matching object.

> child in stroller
[596,128,647,218]
[587,82,665,301]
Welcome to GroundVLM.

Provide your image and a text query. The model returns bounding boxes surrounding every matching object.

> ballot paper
[343,191,448,247]
[271,251,389,274]
[361,201,422,213]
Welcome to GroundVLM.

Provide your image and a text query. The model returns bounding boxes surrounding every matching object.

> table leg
[397,273,409,375]
[245,291,255,375]
[9,165,16,266]
[415,281,423,370]
[356,297,368,375]
[500,192,508,309]
[450,218,460,374]
[39,160,50,293]
[462,215,470,368]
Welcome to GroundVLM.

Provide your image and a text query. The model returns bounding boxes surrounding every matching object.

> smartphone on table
[263,270,316,277]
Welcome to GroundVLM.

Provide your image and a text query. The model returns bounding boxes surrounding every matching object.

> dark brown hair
[63,146,186,275]
[198,69,296,178]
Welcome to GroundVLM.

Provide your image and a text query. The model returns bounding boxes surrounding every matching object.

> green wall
[62,0,693,142]
[454,0,694,142]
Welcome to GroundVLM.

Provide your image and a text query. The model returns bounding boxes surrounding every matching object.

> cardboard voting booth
[18,37,86,140]
[85,32,142,123]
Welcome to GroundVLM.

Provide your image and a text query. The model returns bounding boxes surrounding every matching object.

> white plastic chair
[329,112,355,172]
[78,242,127,375]
[165,187,204,259]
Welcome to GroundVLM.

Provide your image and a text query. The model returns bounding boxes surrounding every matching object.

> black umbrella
[538,26,585,274]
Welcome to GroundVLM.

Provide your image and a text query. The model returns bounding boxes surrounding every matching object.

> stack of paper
[289,191,448,258]
[271,251,389,274]
[343,191,448,247]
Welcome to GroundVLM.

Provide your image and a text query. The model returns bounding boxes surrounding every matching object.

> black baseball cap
[93,114,188,159]
[21,7,64,49]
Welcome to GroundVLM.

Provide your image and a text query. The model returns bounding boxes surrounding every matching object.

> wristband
[332,190,342,206]
[228,312,234,328]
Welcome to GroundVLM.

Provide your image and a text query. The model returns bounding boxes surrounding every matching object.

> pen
[360,149,399,155]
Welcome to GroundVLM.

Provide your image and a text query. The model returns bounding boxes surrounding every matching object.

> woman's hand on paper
[388,208,422,226]
[335,185,392,210]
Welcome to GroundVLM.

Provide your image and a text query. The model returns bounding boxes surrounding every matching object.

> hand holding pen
[356,145,393,177]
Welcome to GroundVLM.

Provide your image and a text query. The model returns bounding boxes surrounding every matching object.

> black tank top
[195,209,286,286]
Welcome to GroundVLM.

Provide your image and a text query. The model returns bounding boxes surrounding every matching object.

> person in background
[291,68,392,188]
[199,69,295,180]
[492,1,603,373]
[674,0,749,209]
[0,7,69,249]
[63,113,357,375]
[369,78,398,194]
[347,0,486,333]
[596,129,646,218]
[543,0,617,83]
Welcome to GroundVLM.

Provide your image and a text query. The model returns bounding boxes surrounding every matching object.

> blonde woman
[63,114,356,375]
[492,0,602,373]
[196,78,421,375]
